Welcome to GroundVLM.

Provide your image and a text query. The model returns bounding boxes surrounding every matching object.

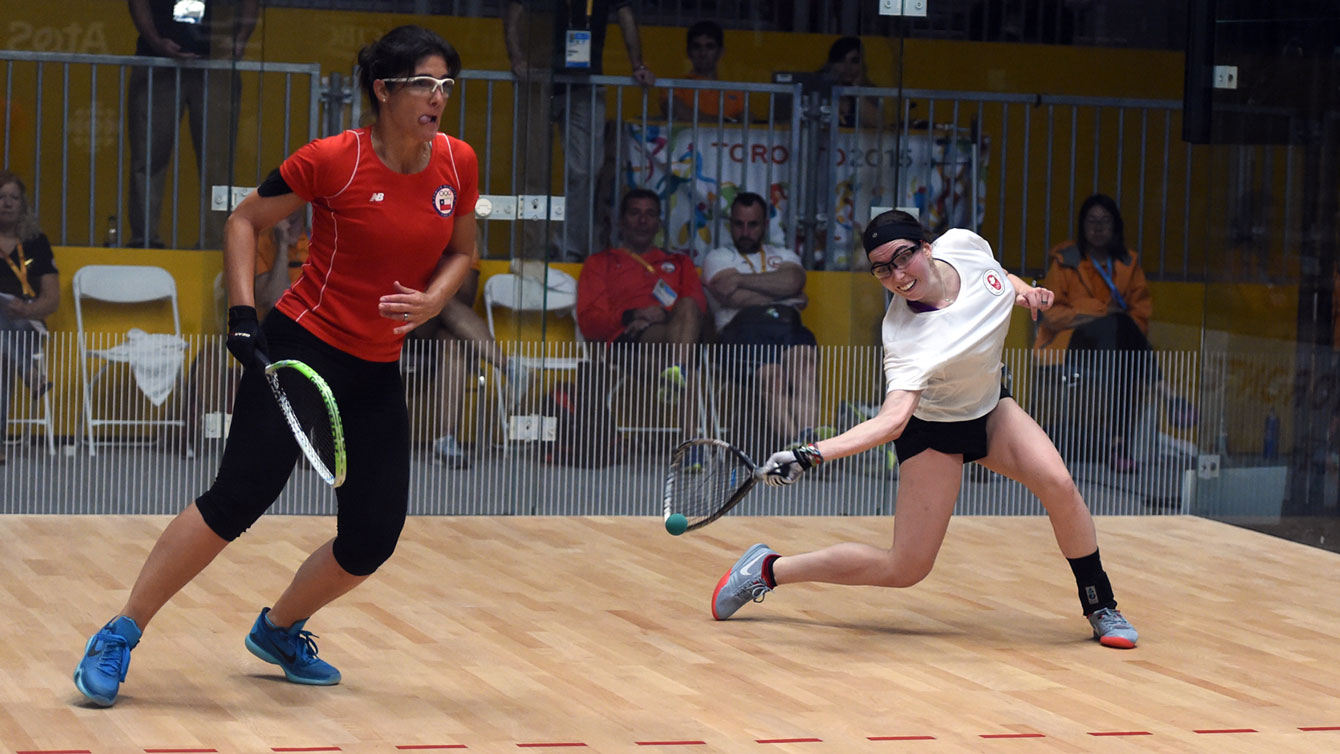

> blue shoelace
[288,630,322,665]
[95,632,132,681]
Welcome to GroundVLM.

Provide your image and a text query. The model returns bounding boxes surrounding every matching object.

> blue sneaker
[244,608,341,685]
[1088,607,1139,649]
[711,543,778,620]
[74,615,142,706]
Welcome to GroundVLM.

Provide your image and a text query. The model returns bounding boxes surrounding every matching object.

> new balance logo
[369,192,385,202]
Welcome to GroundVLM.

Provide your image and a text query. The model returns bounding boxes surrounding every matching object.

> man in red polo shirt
[577,188,706,345]
[578,189,706,438]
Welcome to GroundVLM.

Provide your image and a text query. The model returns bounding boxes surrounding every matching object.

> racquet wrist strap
[795,443,823,469]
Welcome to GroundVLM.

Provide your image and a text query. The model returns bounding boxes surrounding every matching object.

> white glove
[758,443,823,487]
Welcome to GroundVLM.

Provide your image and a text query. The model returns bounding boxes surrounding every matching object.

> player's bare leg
[772,449,964,587]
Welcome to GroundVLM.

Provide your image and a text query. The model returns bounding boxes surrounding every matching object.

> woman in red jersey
[74,25,478,706]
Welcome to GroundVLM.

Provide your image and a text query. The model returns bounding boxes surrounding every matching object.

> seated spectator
[1035,193,1191,472]
[408,245,512,468]
[253,206,309,320]
[819,36,882,128]
[0,170,58,465]
[577,188,706,417]
[658,20,746,123]
[703,192,822,446]
[578,188,707,346]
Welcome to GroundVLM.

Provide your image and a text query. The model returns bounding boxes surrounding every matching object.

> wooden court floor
[3,514,1339,753]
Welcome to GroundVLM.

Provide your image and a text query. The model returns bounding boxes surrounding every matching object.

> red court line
[145,749,220,753]
[980,733,1045,739]
[272,748,343,752]
[396,746,469,750]
[1087,731,1153,737]
[16,750,92,754]
[1192,729,1257,734]
[633,742,707,746]
[515,744,588,749]
[1300,726,1340,731]
[756,739,822,744]
[868,735,936,741]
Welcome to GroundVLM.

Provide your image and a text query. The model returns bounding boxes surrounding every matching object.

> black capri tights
[197,312,410,576]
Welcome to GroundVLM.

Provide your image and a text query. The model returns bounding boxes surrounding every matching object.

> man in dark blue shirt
[503,0,655,262]
[126,0,258,249]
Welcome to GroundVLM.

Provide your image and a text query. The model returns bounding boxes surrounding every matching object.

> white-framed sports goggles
[380,75,455,97]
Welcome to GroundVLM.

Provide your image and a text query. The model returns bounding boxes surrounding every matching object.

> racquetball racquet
[663,438,766,532]
[258,354,347,488]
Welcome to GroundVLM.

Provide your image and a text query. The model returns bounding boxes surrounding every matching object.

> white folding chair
[3,330,56,456]
[73,265,188,455]
[482,267,587,441]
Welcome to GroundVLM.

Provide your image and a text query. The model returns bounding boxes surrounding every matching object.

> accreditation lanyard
[741,250,766,274]
[2,242,36,299]
[618,247,658,275]
[1091,255,1127,311]
[620,248,679,308]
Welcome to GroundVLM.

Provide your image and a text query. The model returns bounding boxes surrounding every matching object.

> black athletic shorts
[893,384,1012,465]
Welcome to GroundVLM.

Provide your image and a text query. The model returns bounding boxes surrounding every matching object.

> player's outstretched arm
[759,389,919,485]
[818,389,920,462]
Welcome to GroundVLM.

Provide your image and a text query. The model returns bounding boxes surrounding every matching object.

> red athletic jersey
[277,128,478,361]
[576,247,707,343]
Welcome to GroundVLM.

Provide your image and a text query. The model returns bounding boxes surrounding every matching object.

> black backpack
[544,361,618,468]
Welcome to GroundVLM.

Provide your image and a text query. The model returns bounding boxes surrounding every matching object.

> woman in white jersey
[710,210,1139,649]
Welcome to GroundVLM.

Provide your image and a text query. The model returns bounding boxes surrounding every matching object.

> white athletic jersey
[701,243,807,331]
[881,228,1014,422]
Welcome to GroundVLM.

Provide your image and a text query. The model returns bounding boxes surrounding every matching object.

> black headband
[862,220,925,255]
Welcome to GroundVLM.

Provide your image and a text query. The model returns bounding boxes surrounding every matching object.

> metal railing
[1,51,323,249]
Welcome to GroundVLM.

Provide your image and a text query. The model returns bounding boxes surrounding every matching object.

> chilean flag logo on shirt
[432,185,457,218]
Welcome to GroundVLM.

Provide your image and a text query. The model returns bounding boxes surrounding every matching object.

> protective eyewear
[868,244,920,278]
[381,75,455,97]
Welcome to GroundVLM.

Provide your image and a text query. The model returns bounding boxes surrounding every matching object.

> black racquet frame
[663,438,765,532]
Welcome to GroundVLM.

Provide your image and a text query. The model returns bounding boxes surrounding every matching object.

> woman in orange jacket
[1035,194,1187,472]
[1035,194,1152,358]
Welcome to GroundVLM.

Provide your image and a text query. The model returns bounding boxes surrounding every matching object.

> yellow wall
[28,246,1219,348]
[40,247,1254,355]
[48,246,226,334]
[48,250,1297,349]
